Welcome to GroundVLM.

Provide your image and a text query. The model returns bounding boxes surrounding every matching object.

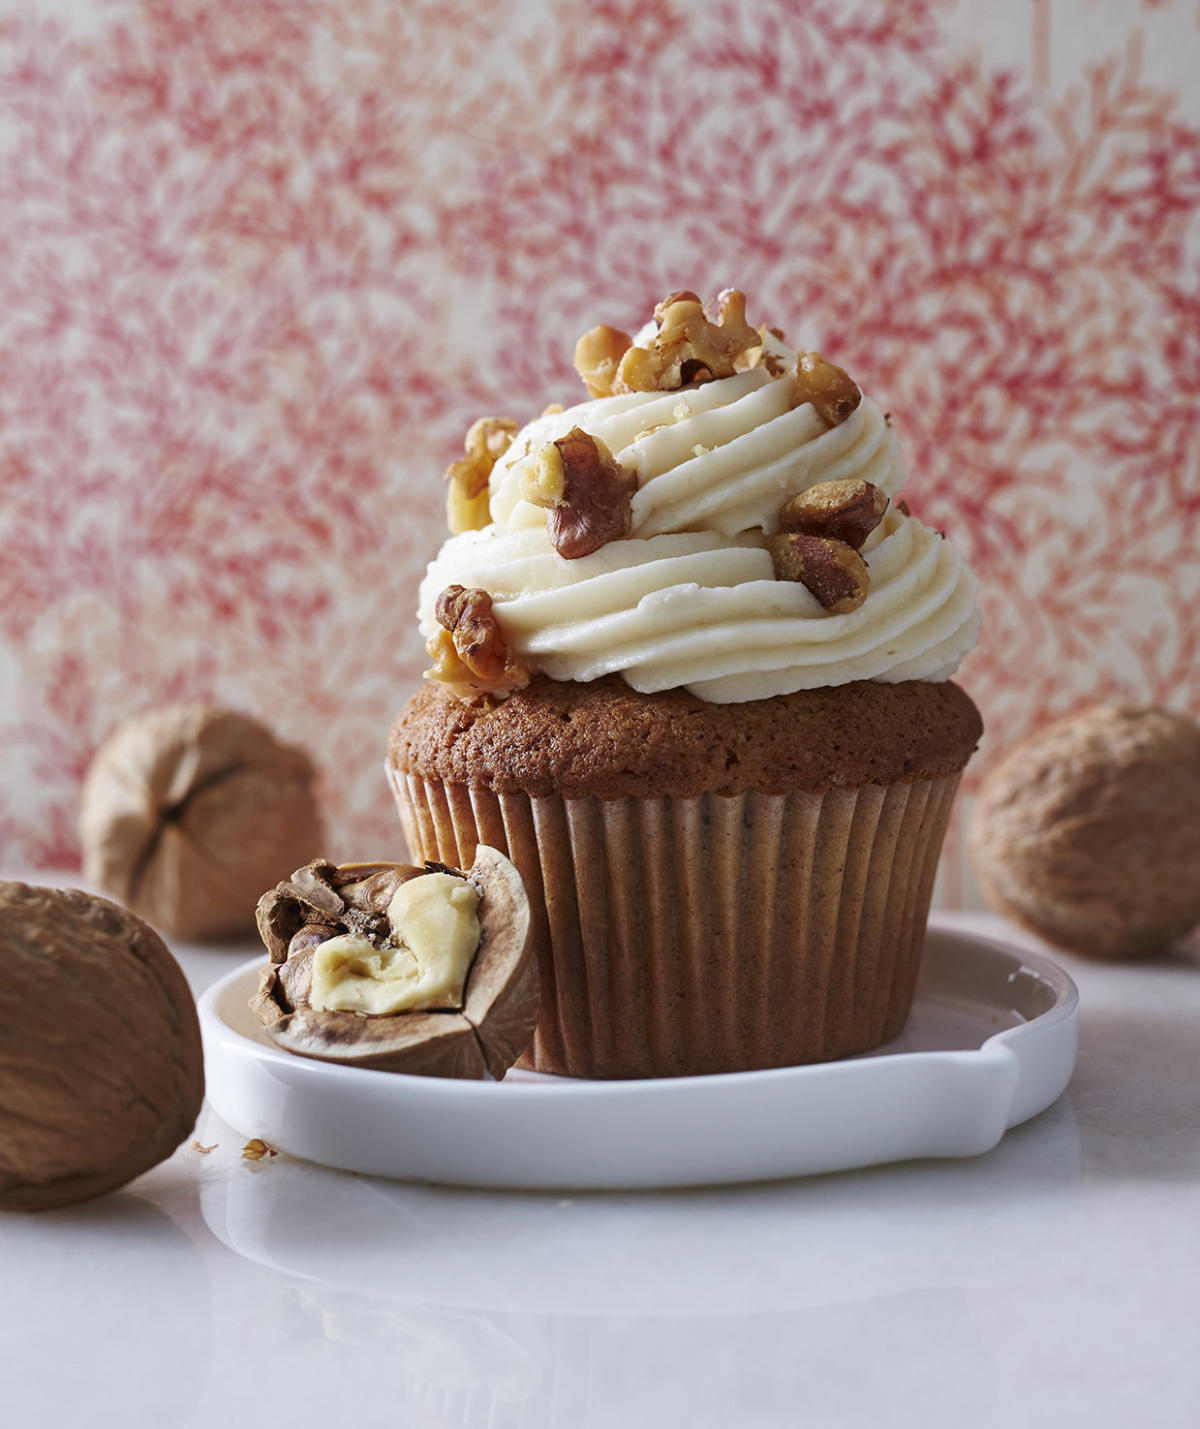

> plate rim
[197,916,1079,1097]
[196,917,1080,1186]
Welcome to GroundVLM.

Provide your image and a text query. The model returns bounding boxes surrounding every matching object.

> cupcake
[388,290,981,1079]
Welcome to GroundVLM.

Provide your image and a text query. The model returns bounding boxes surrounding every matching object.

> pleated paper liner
[387,768,962,1080]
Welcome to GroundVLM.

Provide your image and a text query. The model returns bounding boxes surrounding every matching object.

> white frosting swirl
[421,345,980,701]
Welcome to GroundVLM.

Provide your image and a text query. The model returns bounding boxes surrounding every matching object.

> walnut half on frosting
[520,427,638,559]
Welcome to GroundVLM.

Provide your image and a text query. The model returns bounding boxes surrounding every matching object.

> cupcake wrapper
[387,766,962,1079]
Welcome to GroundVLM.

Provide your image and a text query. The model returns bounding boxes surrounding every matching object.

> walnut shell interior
[250,846,537,1077]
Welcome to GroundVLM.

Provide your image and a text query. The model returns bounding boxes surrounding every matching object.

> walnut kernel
[308,872,481,1015]
[251,848,538,1079]
[524,442,566,507]
[520,427,638,559]
[426,585,529,696]
[778,479,888,550]
[795,353,861,427]
[444,416,518,534]
[574,325,633,400]
[768,533,869,614]
[614,289,764,393]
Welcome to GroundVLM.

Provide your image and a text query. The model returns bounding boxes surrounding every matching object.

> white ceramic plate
[198,919,1078,1189]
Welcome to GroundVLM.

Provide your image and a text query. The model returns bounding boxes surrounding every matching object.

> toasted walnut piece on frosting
[778,479,888,549]
[444,417,518,534]
[614,289,764,393]
[573,290,765,398]
[574,325,634,400]
[426,585,530,697]
[795,353,861,427]
[520,427,638,559]
[767,533,869,614]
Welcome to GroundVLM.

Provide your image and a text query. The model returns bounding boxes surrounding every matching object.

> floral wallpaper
[1,0,1197,903]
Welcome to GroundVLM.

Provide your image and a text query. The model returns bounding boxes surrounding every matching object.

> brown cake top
[389,676,982,800]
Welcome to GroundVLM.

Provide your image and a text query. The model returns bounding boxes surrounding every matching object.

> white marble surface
[2,905,1199,1427]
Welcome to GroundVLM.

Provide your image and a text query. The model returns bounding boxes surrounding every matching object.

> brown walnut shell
[0,882,205,1212]
[970,704,1200,960]
[250,846,537,1078]
[80,705,323,942]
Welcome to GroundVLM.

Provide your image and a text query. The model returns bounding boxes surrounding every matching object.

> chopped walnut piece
[714,289,763,356]
[574,325,633,399]
[426,585,530,697]
[604,289,764,394]
[795,353,861,427]
[659,287,701,309]
[767,533,869,614]
[443,417,518,535]
[241,1138,277,1162]
[778,479,888,550]
[520,427,638,559]
[525,442,566,507]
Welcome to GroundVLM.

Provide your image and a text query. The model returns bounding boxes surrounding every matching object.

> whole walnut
[80,706,323,942]
[970,705,1200,959]
[0,882,204,1211]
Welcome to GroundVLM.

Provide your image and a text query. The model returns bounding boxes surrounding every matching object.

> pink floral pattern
[1,0,1197,893]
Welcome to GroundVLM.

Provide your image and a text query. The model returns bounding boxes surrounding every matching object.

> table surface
[2,898,1198,1429]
